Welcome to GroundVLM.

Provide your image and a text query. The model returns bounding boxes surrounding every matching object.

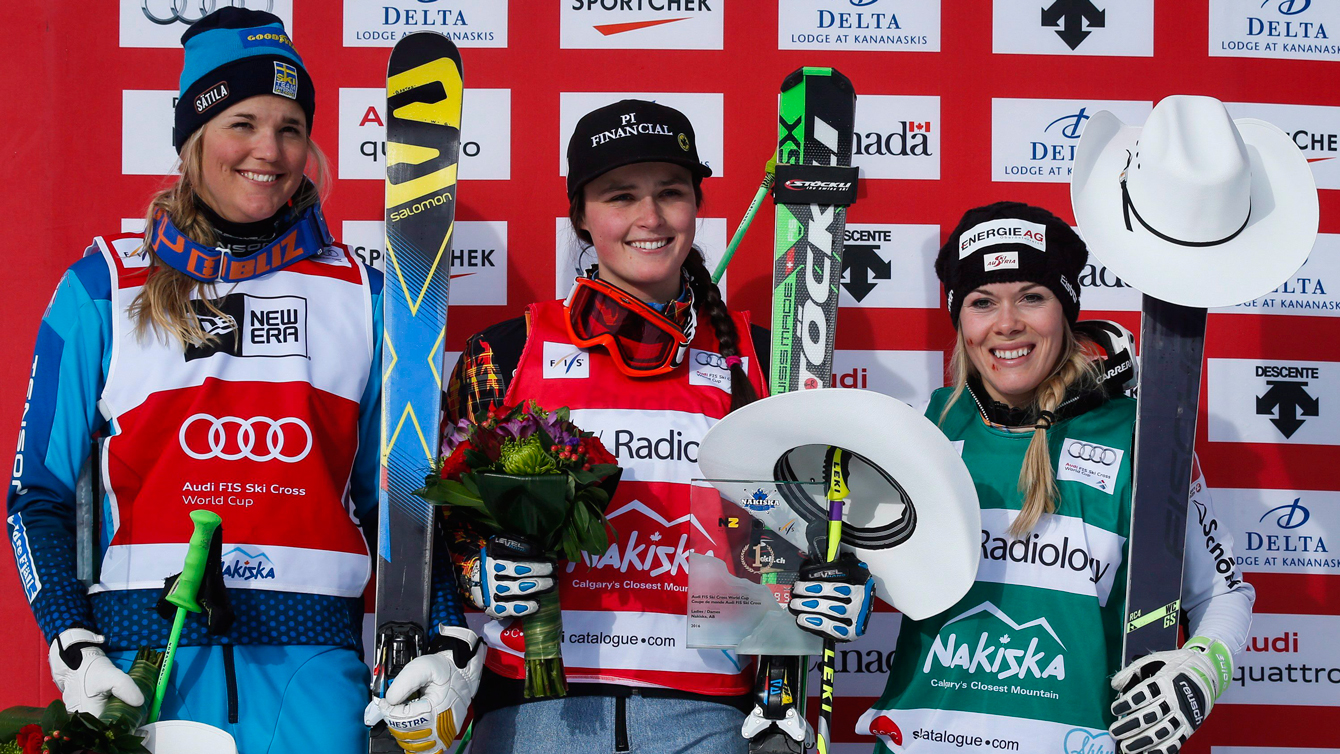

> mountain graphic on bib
[925,601,1067,684]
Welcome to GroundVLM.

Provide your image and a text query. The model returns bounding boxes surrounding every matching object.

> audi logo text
[142,0,275,26]
[1067,441,1117,466]
[179,414,312,463]
[695,352,729,369]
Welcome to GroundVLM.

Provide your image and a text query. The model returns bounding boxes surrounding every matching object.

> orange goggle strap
[563,277,696,376]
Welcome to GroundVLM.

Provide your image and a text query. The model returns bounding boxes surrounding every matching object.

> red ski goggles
[564,277,696,377]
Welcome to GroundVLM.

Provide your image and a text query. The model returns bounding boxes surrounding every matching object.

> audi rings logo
[1067,441,1117,466]
[695,351,729,369]
[142,0,275,26]
[179,414,312,463]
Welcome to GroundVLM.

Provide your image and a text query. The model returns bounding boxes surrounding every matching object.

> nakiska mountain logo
[560,0,722,50]
[221,547,277,582]
[567,499,714,577]
[1210,0,1340,60]
[742,489,779,513]
[924,601,1067,686]
[778,0,941,52]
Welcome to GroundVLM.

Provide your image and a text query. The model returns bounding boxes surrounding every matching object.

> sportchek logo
[572,408,713,485]
[1226,102,1340,190]
[925,601,1068,685]
[976,509,1125,605]
[566,499,714,578]
[341,220,508,305]
[561,0,722,50]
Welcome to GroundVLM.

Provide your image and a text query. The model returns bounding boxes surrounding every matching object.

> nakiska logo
[567,499,714,577]
[561,0,722,50]
[958,219,1047,259]
[221,547,277,582]
[742,489,779,513]
[924,601,1067,684]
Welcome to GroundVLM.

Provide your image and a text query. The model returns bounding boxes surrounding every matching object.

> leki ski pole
[712,155,777,284]
[149,509,222,723]
[816,447,851,754]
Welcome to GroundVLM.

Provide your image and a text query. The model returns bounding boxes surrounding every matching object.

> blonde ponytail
[941,326,1100,537]
[128,131,330,348]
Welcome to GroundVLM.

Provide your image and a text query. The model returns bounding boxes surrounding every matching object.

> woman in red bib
[428,100,768,754]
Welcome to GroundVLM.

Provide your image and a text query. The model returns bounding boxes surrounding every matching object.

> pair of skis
[371,32,464,754]
[742,67,858,754]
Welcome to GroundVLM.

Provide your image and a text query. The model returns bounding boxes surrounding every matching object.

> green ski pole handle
[817,447,851,754]
[711,155,777,285]
[150,509,222,723]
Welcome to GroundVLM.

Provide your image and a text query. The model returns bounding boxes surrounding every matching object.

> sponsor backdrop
[3,1,1340,750]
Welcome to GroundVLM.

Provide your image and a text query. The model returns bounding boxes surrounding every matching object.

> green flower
[499,436,556,475]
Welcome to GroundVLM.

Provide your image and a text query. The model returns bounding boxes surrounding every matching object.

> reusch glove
[363,626,487,754]
[156,525,233,634]
[1109,636,1234,754]
[48,628,145,717]
[462,534,555,619]
[787,552,875,642]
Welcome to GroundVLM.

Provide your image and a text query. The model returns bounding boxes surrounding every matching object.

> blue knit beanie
[174,8,314,152]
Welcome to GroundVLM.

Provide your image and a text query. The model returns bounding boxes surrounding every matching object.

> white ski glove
[787,552,875,642]
[462,534,555,619]
[48,628,145,717]
[363,626,487,754]
[1109,636,1234,754]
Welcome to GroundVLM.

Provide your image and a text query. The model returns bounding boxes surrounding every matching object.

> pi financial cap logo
[1261,497,1311,528]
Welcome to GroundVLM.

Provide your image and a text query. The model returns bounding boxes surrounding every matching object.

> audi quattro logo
[1067,441,1117,466]
[179,414,312,463]
[142,0,275,25]
[695,351,729,369]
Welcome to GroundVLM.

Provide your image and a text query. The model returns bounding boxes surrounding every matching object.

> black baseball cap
[935,202,1088,327]
[566,100,713,199]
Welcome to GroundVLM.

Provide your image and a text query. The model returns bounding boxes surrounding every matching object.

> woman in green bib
[789,202,1255,754]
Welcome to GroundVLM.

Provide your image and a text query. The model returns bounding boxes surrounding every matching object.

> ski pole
[817,447,851,754]
[149,509,222,723]
[712,155,777,284]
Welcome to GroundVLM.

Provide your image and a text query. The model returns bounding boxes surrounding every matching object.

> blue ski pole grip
[167,509,222,614]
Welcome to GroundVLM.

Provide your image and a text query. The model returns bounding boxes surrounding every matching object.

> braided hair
[568,183,758,413]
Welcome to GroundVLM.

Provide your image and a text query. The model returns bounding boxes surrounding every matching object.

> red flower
[16,724,43,754]
[440,440,475,481]
[581,435,617,467]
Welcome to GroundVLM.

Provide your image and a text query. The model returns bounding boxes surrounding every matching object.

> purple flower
[499,413,540,440]
[442,418,471,455]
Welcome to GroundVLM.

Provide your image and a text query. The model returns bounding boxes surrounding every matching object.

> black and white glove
[787,552,875,642]
[1109,636,1234,754]
[462,534,555,619]
[363,626,487,754]
[48,628,145,717]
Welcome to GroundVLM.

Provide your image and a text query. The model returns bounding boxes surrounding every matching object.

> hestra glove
[363,626,487,754]
[1109,636,1234,754]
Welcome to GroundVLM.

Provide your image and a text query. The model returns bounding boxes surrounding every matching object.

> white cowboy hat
[139,721,238,754]
[697,389,980,621]
[1071,95,1318,308]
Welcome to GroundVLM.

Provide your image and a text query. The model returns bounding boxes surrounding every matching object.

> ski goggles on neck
[564,276,696,377]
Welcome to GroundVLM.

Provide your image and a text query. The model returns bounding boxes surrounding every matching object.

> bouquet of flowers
[417,401,621,698]
[0,648,161,754]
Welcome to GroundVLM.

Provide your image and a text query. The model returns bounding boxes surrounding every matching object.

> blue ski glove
[462,534,555,619]
[1109,636,1234,754]
[787,552,875,642]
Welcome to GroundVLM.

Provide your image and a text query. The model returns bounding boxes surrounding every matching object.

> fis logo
[543,342,590,379]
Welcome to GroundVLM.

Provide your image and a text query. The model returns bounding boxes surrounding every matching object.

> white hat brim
[697,389,980,621]
[1071,112,1319,308]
